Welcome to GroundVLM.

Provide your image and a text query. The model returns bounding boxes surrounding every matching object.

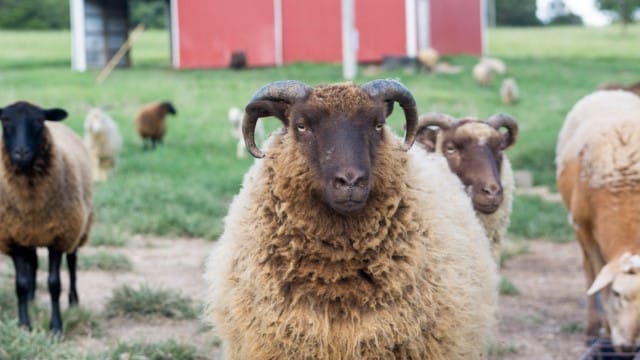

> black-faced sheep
[205,80,498,359]
[84,107,122,181]
[557,90,640,350]
[0,101,93,333]
[134,101,177,149]
[415,112,518,260]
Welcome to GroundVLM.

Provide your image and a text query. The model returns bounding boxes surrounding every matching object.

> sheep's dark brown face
[0,101,67,170]
[292,105,385,215]
[418,121,507,214]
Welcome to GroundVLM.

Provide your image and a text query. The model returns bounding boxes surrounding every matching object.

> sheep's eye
[296,124,306,132]
[375,123,384,131]
[612,289,621,298]
[445,145,457,154]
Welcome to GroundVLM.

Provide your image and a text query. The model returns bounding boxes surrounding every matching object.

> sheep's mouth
[331,199,367,215]
[473,201,500,214]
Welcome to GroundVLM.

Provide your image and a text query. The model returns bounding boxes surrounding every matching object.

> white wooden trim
[70,0,86,72]
[404,0,417,57]
[170,0,180,68]
[341,0,356,80]
[273,0,283,66]
[417,0,429,50]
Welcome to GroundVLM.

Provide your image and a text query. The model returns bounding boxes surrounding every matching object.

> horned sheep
[84,107,122,181]
[415,112,518,261]
[557,90,640,350]
[0,101,94,333]
[205,80,498,359]
[134,101,177,149]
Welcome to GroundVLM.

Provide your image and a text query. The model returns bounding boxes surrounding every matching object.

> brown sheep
[415,112,518,260]
[557,90,640,350]
[134,101,177,149]
[0,101,93,334]
[205,80,498,359]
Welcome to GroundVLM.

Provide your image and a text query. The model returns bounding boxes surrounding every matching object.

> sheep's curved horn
[361,79,418,151]
[417,112,456,131]
[243,80,312,158]
[486,113,519,148]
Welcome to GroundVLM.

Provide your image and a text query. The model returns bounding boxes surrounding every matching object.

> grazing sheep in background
[228,106,264,158]
[501,78,519,105]
[84,107,122,181]
[480,57,507,75]
[0,101,93,334]
[473,62,493,85]
[417,47,439,70]
[415,112,518,261]
[556,90,640,349]
[134,101,177,149]
[205,80,498,359]
[596,81,640,96]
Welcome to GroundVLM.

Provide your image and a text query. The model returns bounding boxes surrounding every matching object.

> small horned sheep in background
[0,101,94,334]
[415,112,518,261]
[84,107,122,181]
[501,78,519,105]
[228,106,264,158]
[134,101,177,150]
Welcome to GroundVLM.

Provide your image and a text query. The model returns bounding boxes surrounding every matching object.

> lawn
[1,26,636,243]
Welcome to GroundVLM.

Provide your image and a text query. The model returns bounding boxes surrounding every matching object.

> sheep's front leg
[67,251,79,306]
[26,247,38,301]
[48,246,63,333]
[10,245,35,330]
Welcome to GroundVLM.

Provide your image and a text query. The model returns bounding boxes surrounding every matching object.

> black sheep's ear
[0,108,3,117]
[44,108,68,121]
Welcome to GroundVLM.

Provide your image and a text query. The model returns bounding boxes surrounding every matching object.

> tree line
[0,0,638,30]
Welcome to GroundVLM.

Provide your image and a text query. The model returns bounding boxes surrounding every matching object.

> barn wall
[281,0,342,63]
[176,0,276,68]
[428,0,483,55]
[356,0,406,62]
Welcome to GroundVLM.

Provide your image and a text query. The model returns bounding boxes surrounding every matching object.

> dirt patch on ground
[494,239,589,359]
[0,236,595,359]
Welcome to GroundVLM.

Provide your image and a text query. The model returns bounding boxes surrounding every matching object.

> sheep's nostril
[13,148,32,160]
[333,168,368,189]
[481,184,501,197]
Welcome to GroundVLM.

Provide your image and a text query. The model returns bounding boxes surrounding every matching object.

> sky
[537,0,611,26]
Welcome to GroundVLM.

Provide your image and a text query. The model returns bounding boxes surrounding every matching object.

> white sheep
[473,62,493,85]
[557,90,640,349]
[501,78,519,105]
[415,112,518,261]
[84,107,122,182]
[205,80,498,359]
[480,57,507,75]
[0,101,93,334]
[228,106,264,158]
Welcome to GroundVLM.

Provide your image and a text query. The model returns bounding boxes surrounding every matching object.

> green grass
[78,251,132,272]
[0,26,636,243]
[508,195,573,242]
[498,277,520,296]
[560,321,584,334]
[101,340,205,360]
[104,285,199,320]
[0,320,81,360]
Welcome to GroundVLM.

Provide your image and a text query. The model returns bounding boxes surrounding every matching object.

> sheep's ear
[587,259,623,296]
[415,126,439,152]
[44,108,68,122]
[245,100,289,127]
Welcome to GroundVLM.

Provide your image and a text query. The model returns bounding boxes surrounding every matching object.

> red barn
[171,0,485,69]
[70,0,485,71]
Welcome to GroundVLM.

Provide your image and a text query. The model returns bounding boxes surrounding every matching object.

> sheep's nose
[333,168,368,189]
[481,184,502,198]
[13,148,32,160]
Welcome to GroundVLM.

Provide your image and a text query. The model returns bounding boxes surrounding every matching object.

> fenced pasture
[0,25,637,359]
